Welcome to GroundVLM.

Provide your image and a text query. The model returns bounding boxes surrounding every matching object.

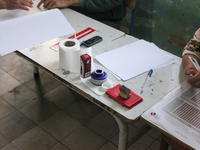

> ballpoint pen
[141,69,153,94]
[188,56,200,70]
[80,40,85,46]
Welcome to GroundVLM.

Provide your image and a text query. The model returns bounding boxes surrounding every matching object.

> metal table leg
[34,65,39,78]
[112,115,128,150]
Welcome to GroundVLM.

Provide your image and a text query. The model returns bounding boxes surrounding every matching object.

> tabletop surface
[18,8,186,123]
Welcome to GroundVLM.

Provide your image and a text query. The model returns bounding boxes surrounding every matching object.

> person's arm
[5,0,33,11]
[182,54,200,87]
[182,28,200,88]
[0,0,6,9]
[37,0,80,9]
[79,0,124,12]
[37,0,123,12]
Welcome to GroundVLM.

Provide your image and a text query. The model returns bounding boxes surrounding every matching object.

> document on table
[0,8,75,56]
[0,0,46,22]
[95,40,174,81]
[142,81,200,150]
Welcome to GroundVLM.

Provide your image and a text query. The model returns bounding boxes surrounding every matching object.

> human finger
[22,0,33,8]
[194,81,200,88]
[25,0,34,7]
[184,67,197,76]
[49,0,71,8]
[187,71,200,86]
[190,79,200,88]
[43,0,53,8]
[23,0,34,5]
[19,4,30,11]
[37,0,45,7]
[47,1,56,9]
[44,0,55,8]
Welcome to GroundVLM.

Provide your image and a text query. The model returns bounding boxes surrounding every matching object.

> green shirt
[70,0,126,21]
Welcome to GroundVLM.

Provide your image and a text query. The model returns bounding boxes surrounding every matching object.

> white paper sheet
[0,9,75,56]
[0,0,46,22]
[95,40,174,81]
[142,81,200,150]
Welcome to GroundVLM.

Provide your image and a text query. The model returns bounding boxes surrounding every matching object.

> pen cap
[148,69,153,77]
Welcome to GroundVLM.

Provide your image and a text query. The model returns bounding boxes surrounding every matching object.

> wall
[121,0,200,57]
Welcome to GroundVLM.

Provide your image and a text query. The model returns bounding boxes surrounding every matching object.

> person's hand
[5,0,33,11]
[184,67,200,87]
[37,0,79,9]
[182,54,200,88]
[0,0,6,9]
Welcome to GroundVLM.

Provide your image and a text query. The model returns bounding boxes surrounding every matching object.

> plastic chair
[124,0,137,35]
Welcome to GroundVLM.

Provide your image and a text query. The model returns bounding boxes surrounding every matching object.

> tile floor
[0,52,162,150]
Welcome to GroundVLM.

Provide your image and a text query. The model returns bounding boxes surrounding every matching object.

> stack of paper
[142,81,200,149]
[95,40,174,81]
[0,7,75,56]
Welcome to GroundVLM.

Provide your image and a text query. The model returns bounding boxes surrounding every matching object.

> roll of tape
[59,39,93,73]
[59,39,80,71]
[90,69,107,86]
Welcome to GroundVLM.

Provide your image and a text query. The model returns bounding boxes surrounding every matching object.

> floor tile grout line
[0,108,18,123]
[0,110,37,143]
[144,139,158,150]
[6,66,34,85]
[0,56,29,74]
[18,99,61,125]
[0,54,163,150]
[81,124,110,150]
[10,125,58,150]
[47,142,70,150]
